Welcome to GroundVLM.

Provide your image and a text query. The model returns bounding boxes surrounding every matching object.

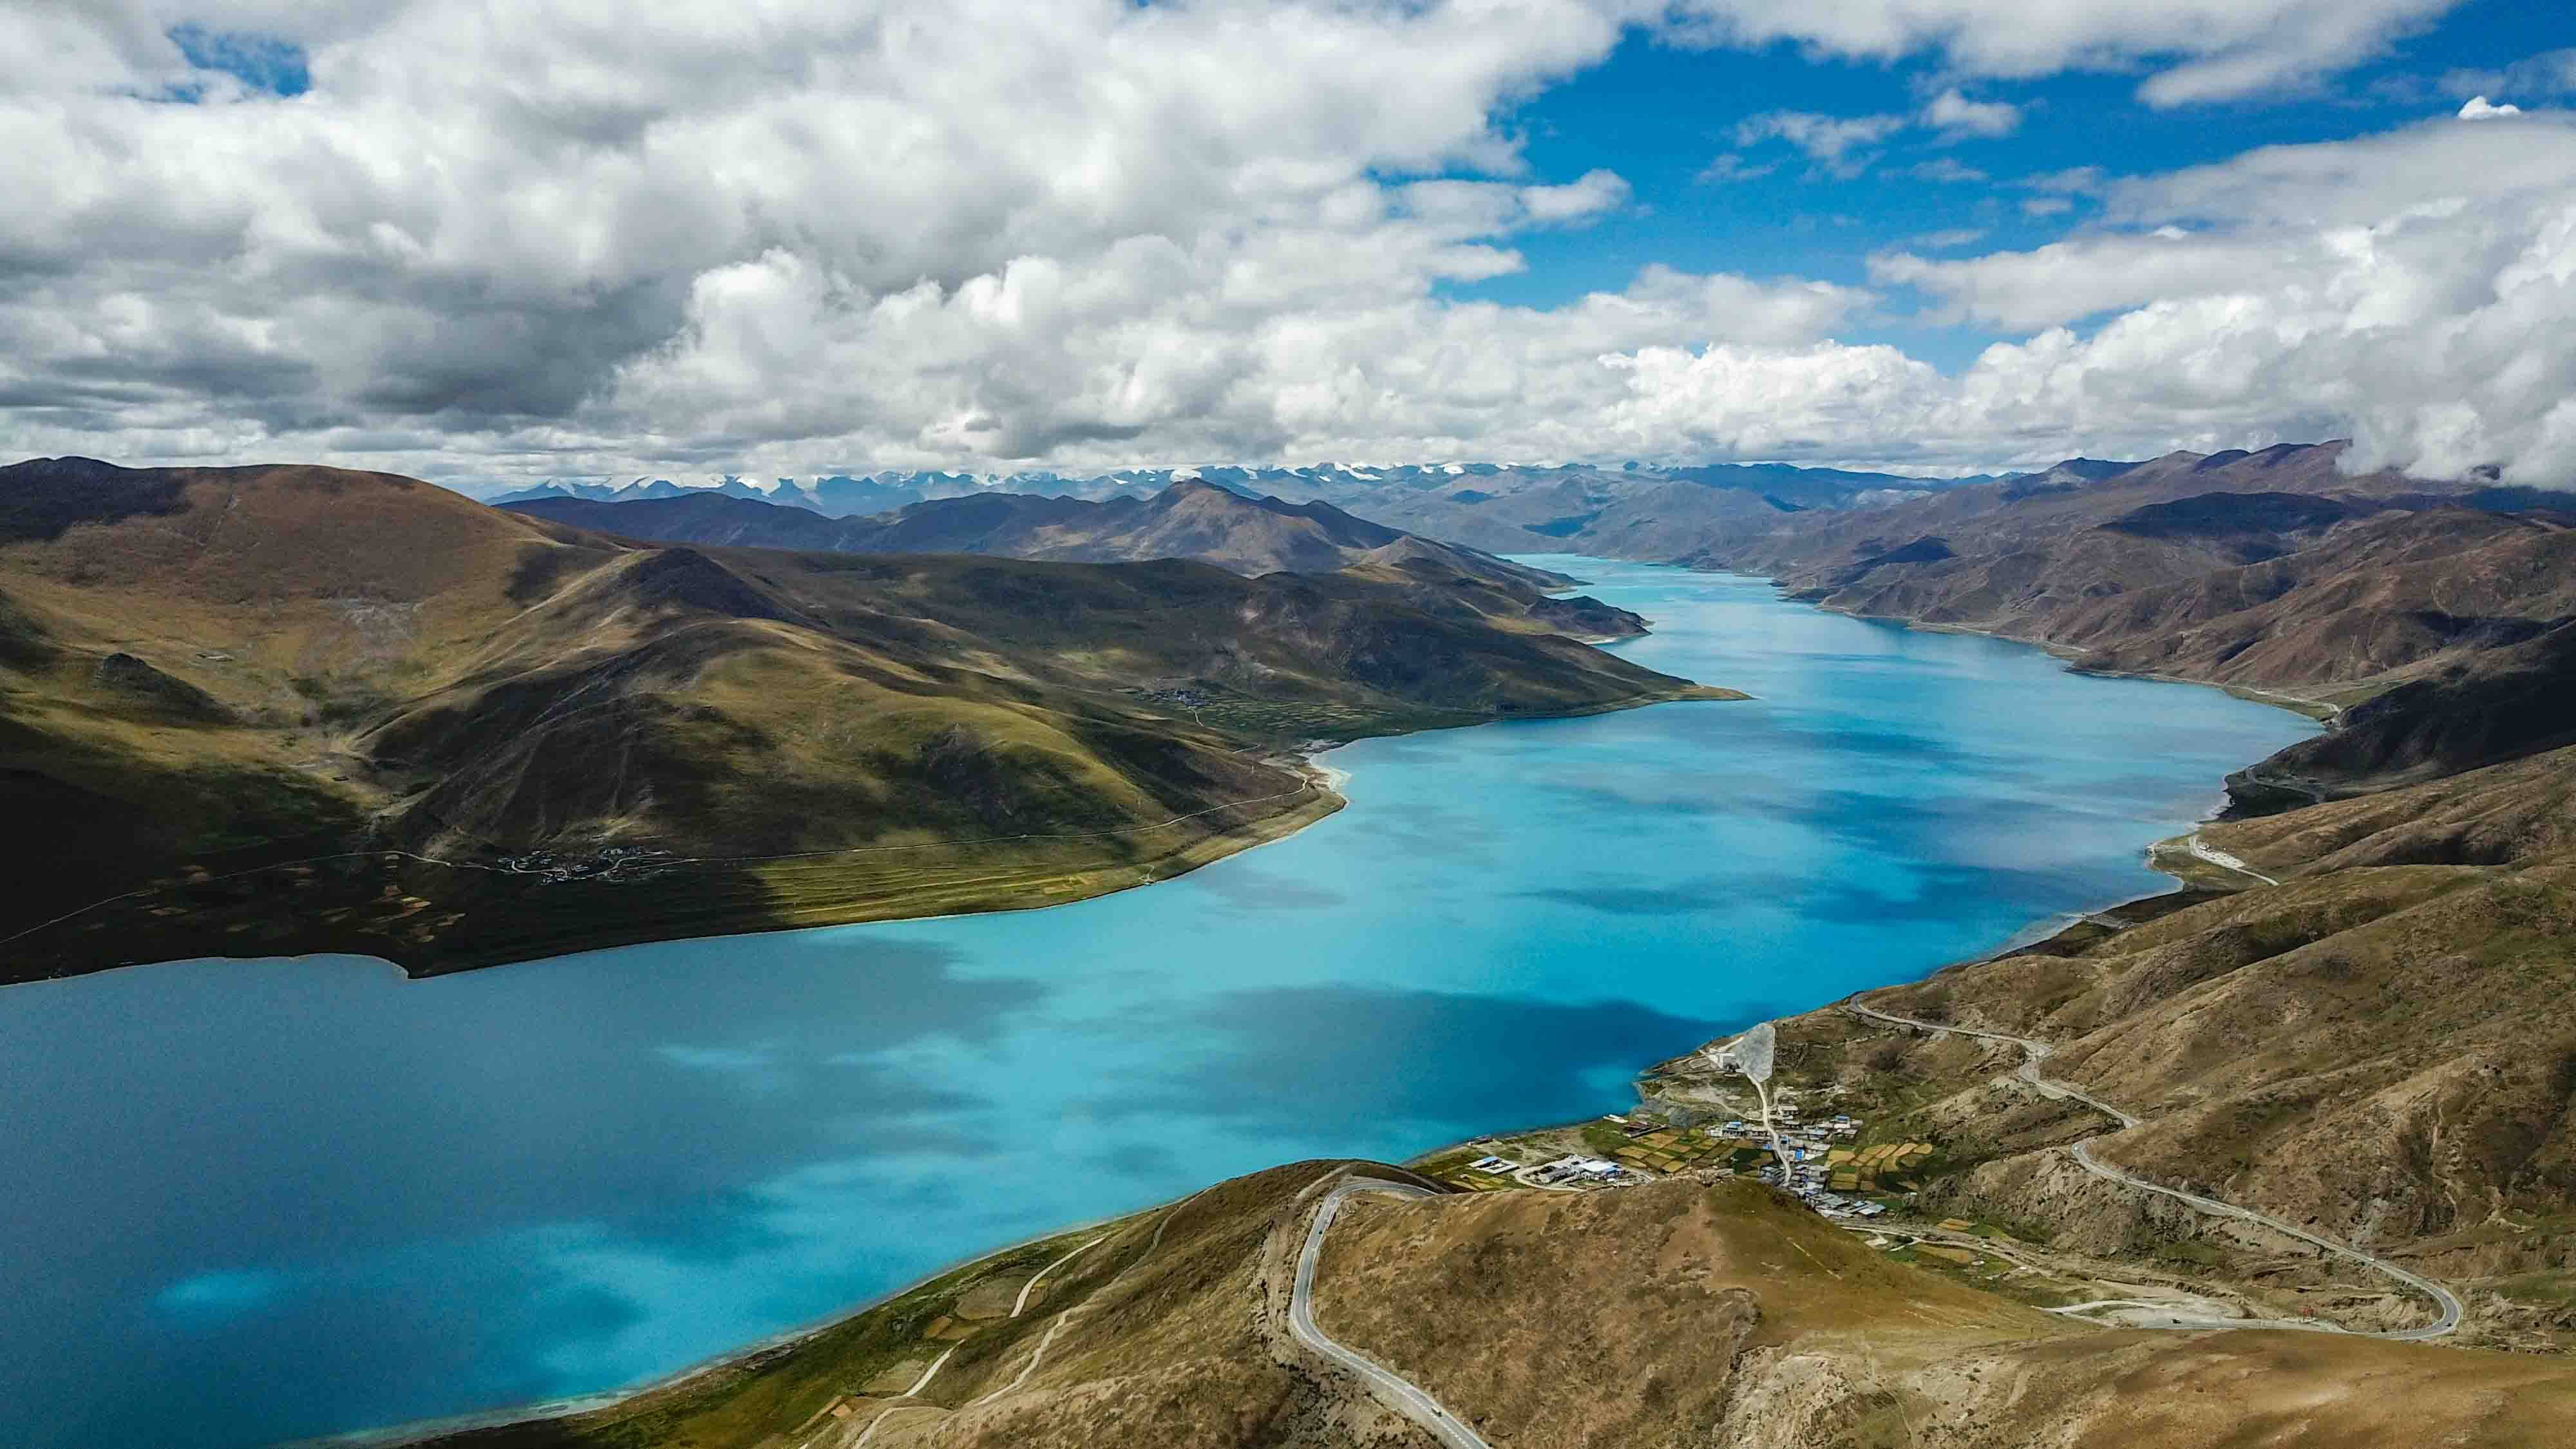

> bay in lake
[0,560,2315,1448]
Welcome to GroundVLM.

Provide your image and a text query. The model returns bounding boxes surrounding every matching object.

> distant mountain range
[484,457,2045,520]
[489,471,981,515]
[498,478,1583,598]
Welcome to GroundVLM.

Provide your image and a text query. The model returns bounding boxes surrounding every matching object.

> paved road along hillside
[1289,1177,1493,1449]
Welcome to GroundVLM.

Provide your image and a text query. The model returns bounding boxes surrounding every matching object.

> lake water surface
[0,560,2316,1448]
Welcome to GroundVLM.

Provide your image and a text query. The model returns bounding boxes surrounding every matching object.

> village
[1418,1084,1938,1226]
[491,844,674,883]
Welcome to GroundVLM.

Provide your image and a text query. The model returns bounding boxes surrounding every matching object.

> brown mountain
[500,479,1582,596]
[1703,445,2497,649]
[1642,441,2575,804]
[2226,620,2576,808]
[0,458,1736,981]
[500,482,1653,647]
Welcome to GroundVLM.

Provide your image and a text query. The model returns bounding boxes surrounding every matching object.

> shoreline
[352,866,2250,1449]
[1646,557,2348,725]
[6,682,1740,992]
[1810,598,2345,723]
[0,782,1349,994]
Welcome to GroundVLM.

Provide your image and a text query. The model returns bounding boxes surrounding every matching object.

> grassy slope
[397,1168,2576,1449]
[1314,1180,2576,1449]
[0,460,1734,981]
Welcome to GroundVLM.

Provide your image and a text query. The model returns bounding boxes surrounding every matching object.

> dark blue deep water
[0,560,2315,1447]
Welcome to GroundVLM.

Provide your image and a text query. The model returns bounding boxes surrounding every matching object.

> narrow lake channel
[0,559,2316,1448]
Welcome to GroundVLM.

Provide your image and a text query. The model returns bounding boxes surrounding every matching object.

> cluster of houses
[1436,1094,1918,1225]
[1752,1156,1889,1218]
[493,844,670,883]
[1722,1106,1862,1144]
[1517,1154,1630,1188]
[1722,1109,1891,1218]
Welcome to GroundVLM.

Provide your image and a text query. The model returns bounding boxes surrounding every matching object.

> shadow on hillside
[0,458,191,542]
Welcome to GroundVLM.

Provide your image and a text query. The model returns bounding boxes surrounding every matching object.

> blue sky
[163,21,310,99]
[1460,0,2576,368]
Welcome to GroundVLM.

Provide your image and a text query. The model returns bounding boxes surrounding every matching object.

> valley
[306,447,2576,1449]
[18,8,2575,1446]
[9,448,2575,1448]
[0,558,2311,1449]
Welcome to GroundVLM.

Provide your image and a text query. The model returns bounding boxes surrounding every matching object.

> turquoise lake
[0,560,2316,1448]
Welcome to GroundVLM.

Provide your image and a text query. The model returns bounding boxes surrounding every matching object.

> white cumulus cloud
[1923,88,2020,138]
[1730,109,1906,176]
[1862,115,2576,482]
[1,1,2571,489]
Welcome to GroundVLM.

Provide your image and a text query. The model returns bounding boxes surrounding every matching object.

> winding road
[1844,1002,2461,1340]
[1289,1177,1493,1449]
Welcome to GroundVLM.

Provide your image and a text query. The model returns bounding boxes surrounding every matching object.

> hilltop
[0,459,1735,981]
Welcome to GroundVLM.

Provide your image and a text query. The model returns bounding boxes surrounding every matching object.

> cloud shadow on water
[1179,864,1348,911]
[1113,983,1782,1142]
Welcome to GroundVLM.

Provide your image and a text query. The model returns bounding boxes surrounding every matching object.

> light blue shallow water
[0,560,2315,1448]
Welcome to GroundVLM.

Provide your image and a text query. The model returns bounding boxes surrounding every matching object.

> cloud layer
[1663,0,2462,107]
[3,2,2571,485]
